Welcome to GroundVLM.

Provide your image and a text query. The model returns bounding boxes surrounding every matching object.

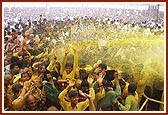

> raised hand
[68,79,76,87]
[47,73,53,80]
[71,43,78,52]
[23,81,31,91]
[97,74,104,86]
[87,75,94,86]
[79,90,91,99]
[54,50,59,59]
[65,45,71,55]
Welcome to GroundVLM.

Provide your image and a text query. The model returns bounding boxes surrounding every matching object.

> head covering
[44,83,60,107]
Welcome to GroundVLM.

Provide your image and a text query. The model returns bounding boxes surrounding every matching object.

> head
[22,53,30,62]
[135,63,144,72]
[128,82,137,94]
[81,80,89,94]
[79,69,88,80]
[69,90,79,106]
[12,83,23,97]
[119,79,126,90]
[120,72,130,82]
[26,94,37,111]
[6,50,13,58]
[102,80,113,91]
[98,63,107,73]
[53,61,61,72]
[104,70,116,81]
[78,59,86,68]
[21,72,31,82]
[10,63,20,75]
[15,45,21,52]
[32,77,42,88]
[4,74,12,87]
[27,66,34,77]
[10,56,19,64]
[65,63,73,74]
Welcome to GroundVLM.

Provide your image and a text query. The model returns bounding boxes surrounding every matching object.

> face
[32,77,42,88]
[23,55,30,62]
[7,51,13,57]
[27,67,33,77]
[70,96,79,105]
[21,73,30,82]
[13,66,20,75]
[27,95,37,110]
[15,47,21,52]
[65,66,73,74]
[114,71,118,78]
[82,86,89,94]
[4,60,10,66]
[54,63,60,70]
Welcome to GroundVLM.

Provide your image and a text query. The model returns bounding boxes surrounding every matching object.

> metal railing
[138,93,164,111]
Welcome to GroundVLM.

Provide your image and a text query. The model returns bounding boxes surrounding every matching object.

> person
[118,79,129,103]
[61,44,78,80]
[78,90,96,111]
[13,72,31,86]
[117,82,139,111]
[58,76,95,111]
[75,17,82,32]
[132,63,147,104]
[12,78,44,111]
[96,76,121,111]
[11,83,23,103]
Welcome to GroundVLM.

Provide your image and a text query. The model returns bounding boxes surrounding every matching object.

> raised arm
[60,45,70,75]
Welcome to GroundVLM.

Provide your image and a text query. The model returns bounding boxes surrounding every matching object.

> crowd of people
[3,5,165,111]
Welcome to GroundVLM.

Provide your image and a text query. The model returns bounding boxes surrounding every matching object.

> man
[61,44,78,80]
[96,77,121,111]
[117,82,139,111]
[58,77,95,111]
[132,63,147,104]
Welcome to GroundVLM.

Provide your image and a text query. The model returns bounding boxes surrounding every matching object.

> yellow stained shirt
[12,95,23,110]
[118,92,139,111]
[58,88,95,111]
[94,87,105,107]
[121,82,129,100]
[62,51,78,80]
[80,65,93,73]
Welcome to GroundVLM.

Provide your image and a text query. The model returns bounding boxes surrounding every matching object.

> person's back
[96,90,118,111]
[96,79,121,111]
[118,82,139,111]
[125,92,138,111]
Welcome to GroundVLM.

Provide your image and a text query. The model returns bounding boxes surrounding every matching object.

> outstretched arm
[60,45,70,75]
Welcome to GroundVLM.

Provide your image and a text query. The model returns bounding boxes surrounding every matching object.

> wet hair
[121,72,130,81]
[69,90,78,99]
[10,56,19,64]
[55,61,61,72]
[65,63,73,68]
[119,79,126,86]
[104,70,116,81]
[79,69,86,75]
[128,82,137,93]
[81,73,88,80]
[12,83,23,95]
[102,80,113,88]
[81,80,89,87]
[10,63,19,70]
[51,71,60,79]
[21,72,29,78]
[98,64,107,70]
[22,53,29,59]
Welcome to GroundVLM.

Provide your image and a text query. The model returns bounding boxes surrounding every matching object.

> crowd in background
[3,5,164,111]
